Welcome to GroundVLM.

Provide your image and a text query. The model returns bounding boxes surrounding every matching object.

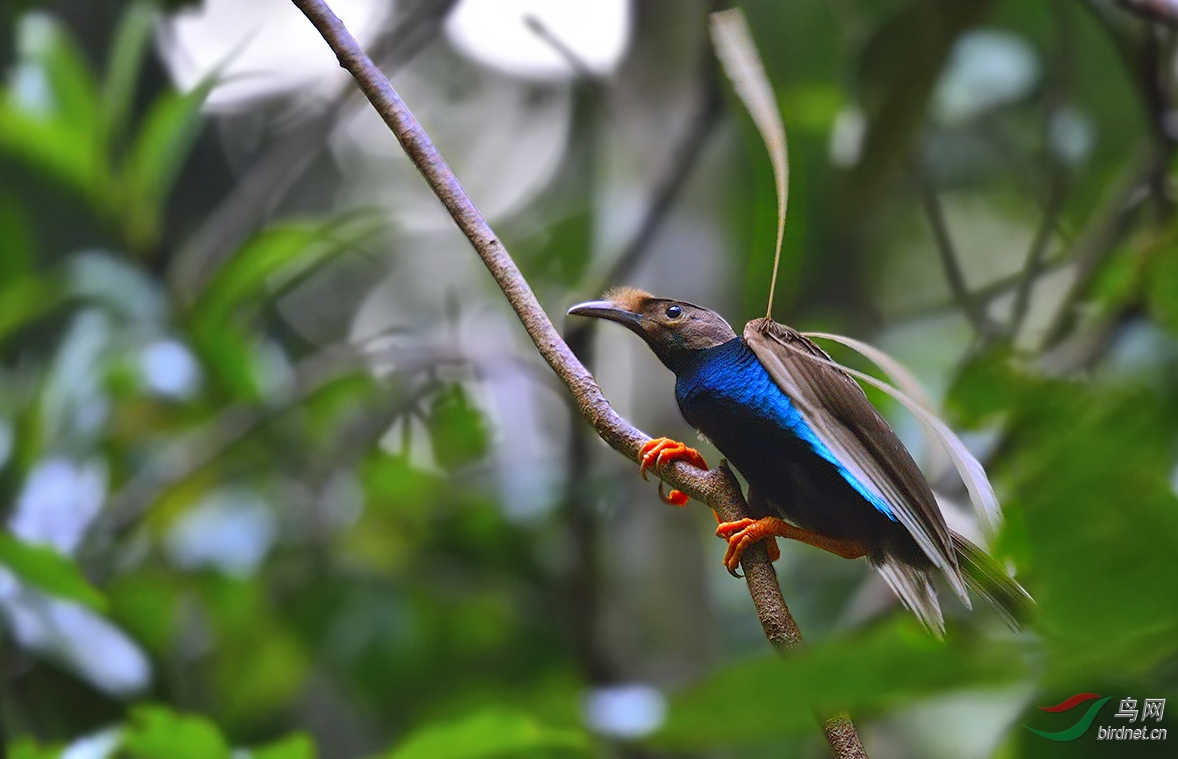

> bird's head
[567,287,737,372]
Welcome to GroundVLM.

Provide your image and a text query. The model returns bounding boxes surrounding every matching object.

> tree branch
[918,173,992,337]
[288,1,866,756]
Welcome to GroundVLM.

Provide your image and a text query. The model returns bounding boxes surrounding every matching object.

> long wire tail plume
[709,8,789,319]
[782,332,1003,541]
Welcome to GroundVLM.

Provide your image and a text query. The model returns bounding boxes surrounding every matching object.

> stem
[289,2,867,756]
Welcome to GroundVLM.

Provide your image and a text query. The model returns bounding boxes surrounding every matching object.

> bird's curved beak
[567,300,642,327]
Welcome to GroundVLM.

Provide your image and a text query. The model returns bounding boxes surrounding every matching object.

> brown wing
[744,318,966,600]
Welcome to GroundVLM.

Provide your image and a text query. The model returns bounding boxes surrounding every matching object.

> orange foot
[715,517,869,577]
[638,437,708,507]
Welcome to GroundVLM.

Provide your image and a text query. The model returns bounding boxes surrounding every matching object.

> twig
[1118,0,1178,25]
[523,15,600,82]
[1042,9,1178,348]
[1038,147,1153,348]
[288,1,866,756]
[918,173,991,337]
[888,252,1071,324]
[1010,162,1065,341]
[1010,0,1071,339]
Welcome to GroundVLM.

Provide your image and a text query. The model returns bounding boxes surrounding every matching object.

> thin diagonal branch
[1010,0,1072,339]
[523,15,600,82]
[1042,9,1178,349]
[1117,0,1178,25]
[919,173,991,337]
[288,1,865,756]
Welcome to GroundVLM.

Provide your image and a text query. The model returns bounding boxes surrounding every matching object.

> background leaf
[427,383,490,471]
[251,733,317,759]
[121,706,230,759]
[656,620,1025,749]
[384,708,589,759]
[0,533,107,610]
[101,0,156,141]
[120,76,214,251]
[0,14,105,197]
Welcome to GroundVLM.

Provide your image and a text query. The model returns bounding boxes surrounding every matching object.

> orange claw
[638,437,708,506]
[716,518,782,577]
[657,482,689,507]
[715,517,867,577]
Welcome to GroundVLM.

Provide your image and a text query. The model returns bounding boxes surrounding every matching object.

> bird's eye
[665,304,683,319]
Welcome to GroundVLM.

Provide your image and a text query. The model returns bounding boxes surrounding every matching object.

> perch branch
[289,2,866,756]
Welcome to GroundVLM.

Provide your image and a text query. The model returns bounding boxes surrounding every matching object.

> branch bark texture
[289,2,866,756]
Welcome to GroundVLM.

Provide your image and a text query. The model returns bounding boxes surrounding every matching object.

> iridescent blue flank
[674,338,896,520]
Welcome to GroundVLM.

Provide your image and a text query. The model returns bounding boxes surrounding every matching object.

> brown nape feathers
[602,286,655,314]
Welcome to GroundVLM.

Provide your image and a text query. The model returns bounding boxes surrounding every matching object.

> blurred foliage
[656,619,1027,749]
[0,0,1176,758]
[0,532,106,610]
[381,708,588,759]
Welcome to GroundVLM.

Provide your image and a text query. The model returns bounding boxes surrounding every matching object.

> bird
[568,287,1031,635]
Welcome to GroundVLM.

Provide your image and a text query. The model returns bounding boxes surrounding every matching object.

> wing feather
[744,318,968,602]
[802,331,1001,538]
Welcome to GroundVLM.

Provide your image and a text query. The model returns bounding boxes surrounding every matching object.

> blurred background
[0,0,1176,757]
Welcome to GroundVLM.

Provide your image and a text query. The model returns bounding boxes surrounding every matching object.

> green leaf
[0,273,65,348]
[109,572,181,654]
[1007,383,1178,678]
[0,533,107,610]
[193,217,378,329]
[363,453,442,517]
[186,217,376,401]
[122,706,230,759]
[250,733,317,759]
[102,1,157,140]
[782,83,843,133]
[946,345,1022,426]
[191,576,311,726]
[0,98,102,198]
[656,620,1025,749]
[121,76,215,251]
[384,708,589,759]
[1147,242,1178,336]
[0,192,35,279]
[188,315,260,400]
[18,13,101,134]
[427,383,490,471]
[195,223,324,323]
[10,737,62,759]
[214,628,310,725]
[0,14,106,198]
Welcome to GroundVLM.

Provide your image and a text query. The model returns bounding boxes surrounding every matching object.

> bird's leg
[638,437,709,506]
[715,517,868,576]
